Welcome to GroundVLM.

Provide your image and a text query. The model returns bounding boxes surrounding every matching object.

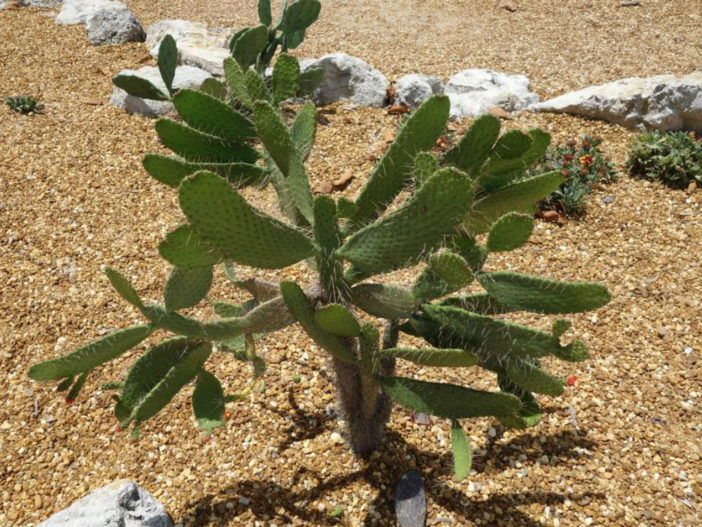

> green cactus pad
[413,152,439,188]
[552,319,572,338]
[157,34,177,94]
[254,101,313,222]
[358,323,381,375]
[212,299,256,318]
[223,58,252,108]
[377,376,521,419]
[497,375,542,428]
[451,420,472,481]
[428,251,474,289]
[447,114,500,176]
[298,67,323,96]
[505,359,564,396]
[28,325,154,381]
[142,305,206,338]
[291,102,317,160]
[193,369,225,432]
[438,293,514,315]
[130,342,212,425]
[232,25,269,69]
[336,197,357,219]
[314,304,360,337]
[203,295,296,340]
[115,337,195,421]
[467,170,564,233]
[104,267,143,308]
[553,339,589,362]
[450,232,488,271]
[143,154,266,189]
[476,271,611,314]
[380,347,478,367]
[272,54,300,105]
[179,171,314,269]
[164,266,213,312]
[418,305,567,360]
[173,90,256,142]
[155,119,259,164]
[281,0,321,34]
[244,70,271,102]
[159,224,222,269]
[350,95,450,230]
[338,168,472,273]
[112,74,169,101]
[258,0,272,25]
[66,371,88,402]
[486,212,534,252]
[199,78,228,100]
[280,282,356,363]
[56,376,75,392]
[350,284,418,319]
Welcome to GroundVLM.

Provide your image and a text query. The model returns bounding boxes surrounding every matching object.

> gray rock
[395,470,427,527]
[532,72,702,132]
[0,1,6,10]
[179,44,229,76]
[394,74,444,109]
[109,65,211,117]
[56,0,123,25]
[86,7,145,45]
[145,19,232,57]
[445,69,539,120]
[39,479,173,527]
[19,1,63,7]
[302,53,388,107]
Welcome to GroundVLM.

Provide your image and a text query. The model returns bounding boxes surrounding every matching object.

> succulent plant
[30,41,610,481]
[627,130,702,190]
[5,95,41,114]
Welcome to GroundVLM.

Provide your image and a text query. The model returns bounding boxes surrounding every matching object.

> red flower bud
[566,376,577,387]
[65,397,74,405]
[204,435,212,443]
[224,411,232,420]
[114,425,122,433]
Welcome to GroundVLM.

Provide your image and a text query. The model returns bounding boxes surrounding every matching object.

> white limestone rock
[19,1,63,7]
[109,65,211,117]
[56,0,123,25]
[39,480,173,527]
[301,53,388,107]
[394,74,444,109]
[444,69,539,120]
[531,72,702,132]
[178,44,230,77]
[86,6,145,45]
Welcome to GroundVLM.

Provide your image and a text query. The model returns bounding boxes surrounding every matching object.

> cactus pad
[486,212,534,252]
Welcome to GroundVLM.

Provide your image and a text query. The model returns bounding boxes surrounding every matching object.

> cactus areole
[28,24,610,480]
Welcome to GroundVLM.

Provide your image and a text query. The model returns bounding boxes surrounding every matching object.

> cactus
[30,32,611,484]
[5,95,42,114]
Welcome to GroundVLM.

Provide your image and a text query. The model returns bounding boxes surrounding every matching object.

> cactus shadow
[181,423,602,526]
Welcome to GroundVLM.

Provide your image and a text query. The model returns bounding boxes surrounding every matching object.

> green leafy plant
[29,47,611,482]
[627,130,702,189]
[5,95,41,114]
[525,136,617,217]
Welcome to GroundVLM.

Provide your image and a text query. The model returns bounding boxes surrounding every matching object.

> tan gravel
[1,3,701,527]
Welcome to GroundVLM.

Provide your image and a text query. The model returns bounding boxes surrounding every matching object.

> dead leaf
[387,105,410,115]
[85,100,103,106]
[686,181,697,195]
[500,2,518,12]
[488,106,513,120]
[536,210,565,224]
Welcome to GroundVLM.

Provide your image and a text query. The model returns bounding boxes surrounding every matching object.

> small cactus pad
[173,89,255,142]
[314,304,360,337]
[380,347,477,367]
[486,213,534,252]
[193,369,226,432]
[451,420,472,481]
[164,266,214,312]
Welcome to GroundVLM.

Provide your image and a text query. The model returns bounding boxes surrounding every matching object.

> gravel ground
[0,3,700,526]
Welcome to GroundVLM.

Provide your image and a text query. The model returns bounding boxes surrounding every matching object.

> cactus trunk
[331,353,395,458]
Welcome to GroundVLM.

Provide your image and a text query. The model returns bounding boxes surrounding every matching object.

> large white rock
[394,74,444,109]
[145,19,231,56]
[56,0,123,25]
[39,479,173,527]
[109,65,211,117]
[19,1,63,7]
[444,69,539,120]
[532,72,702,132]
[302,53,388,107]
[178,44,230,76]
[86,7,145,45]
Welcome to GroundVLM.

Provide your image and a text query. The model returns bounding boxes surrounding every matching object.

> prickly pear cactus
[30,36,610,480]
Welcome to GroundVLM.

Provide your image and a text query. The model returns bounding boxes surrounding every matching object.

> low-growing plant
[526,136,617,217]
[627,130,701,189]
[5,95,41,114]
[29,37,611,483]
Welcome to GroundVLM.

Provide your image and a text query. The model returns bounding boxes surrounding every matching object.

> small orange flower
[579,155,593,167]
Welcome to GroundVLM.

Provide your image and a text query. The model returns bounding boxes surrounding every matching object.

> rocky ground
[0,2,700,526]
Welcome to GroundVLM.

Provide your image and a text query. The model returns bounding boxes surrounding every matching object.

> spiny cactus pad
[380,347,478,367]
[486,212,534,252]
[173,90,256,142]
[179,171,314,268]
[338,168,473,273]
[164,266,214,312]
[143,154,266,189]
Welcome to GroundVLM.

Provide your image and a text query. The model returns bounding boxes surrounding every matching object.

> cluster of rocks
[3,6,699,130]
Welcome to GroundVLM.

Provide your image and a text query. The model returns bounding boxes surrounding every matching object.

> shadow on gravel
[183,394,602,526]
